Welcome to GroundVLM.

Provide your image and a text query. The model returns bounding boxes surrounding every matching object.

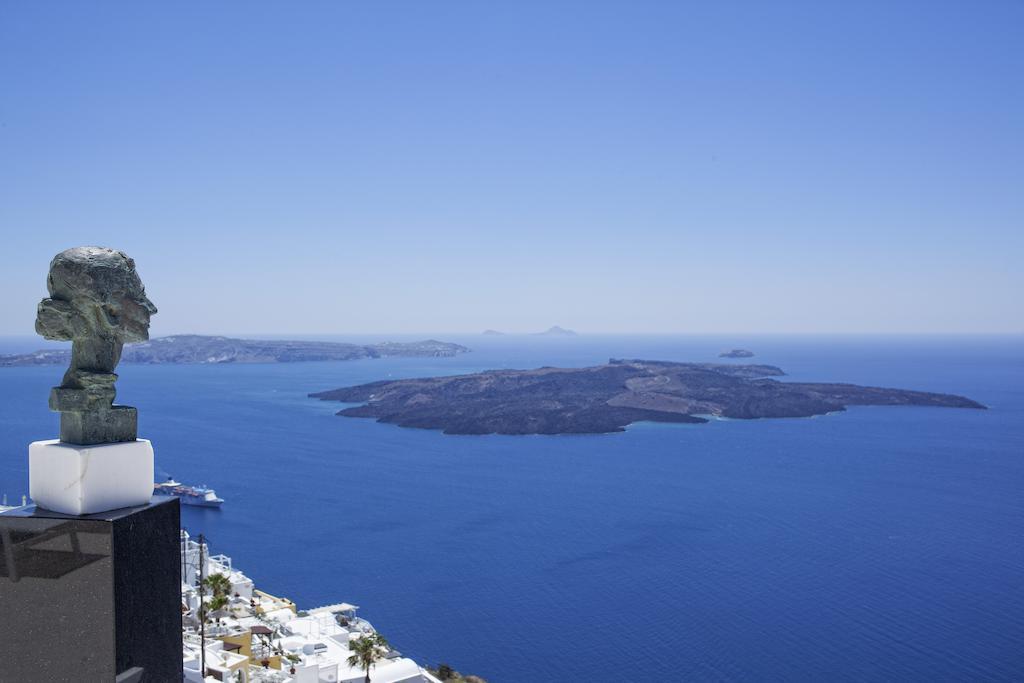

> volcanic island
[309,359,985,435]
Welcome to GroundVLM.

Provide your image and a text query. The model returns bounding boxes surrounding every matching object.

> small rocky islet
[719,348,755,358]
[310,359,985,435]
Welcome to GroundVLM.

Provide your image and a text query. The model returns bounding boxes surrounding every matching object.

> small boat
[154,477,224,507]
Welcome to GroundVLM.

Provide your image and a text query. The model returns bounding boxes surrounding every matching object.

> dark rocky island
[719,349,755,358]
[310,359,985,435]
[0,334,469,366]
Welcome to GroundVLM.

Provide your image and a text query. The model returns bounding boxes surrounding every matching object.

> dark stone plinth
[58,404,138,445]
[0,496,182,681]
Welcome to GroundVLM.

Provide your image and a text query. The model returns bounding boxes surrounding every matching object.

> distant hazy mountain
[481,326,578,337]
[0,334,470,366]
[535,326,577,337]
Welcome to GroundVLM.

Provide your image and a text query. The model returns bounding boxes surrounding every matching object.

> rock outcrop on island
[0,335,470,366]
[310,359,985,435]
[535,326,577,337]
[719,349,755,358]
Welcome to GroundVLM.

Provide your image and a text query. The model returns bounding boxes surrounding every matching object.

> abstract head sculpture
[36,247,157,445]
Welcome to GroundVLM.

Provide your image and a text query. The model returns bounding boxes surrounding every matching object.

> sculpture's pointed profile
[36,246,157,445]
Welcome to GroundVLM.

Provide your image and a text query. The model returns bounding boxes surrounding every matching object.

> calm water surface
[1,335,1022,681]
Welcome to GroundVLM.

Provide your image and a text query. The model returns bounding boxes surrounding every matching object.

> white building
[180,532,442,683]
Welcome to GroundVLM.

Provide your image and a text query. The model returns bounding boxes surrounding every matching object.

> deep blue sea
[2,335,1022,681]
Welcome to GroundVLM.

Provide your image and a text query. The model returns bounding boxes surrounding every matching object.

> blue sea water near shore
[1,335,1022,681]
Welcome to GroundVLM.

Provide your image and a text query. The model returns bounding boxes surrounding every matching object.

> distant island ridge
[481,326,578,336]
[719,349,755,358]
[311,359,985,435]
[0,334,470,366]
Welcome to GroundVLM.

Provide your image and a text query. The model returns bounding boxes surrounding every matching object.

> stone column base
[29,439,154,515]
[0,497,183,680]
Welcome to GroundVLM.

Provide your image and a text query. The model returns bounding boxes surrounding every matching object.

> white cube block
[29,438,154,515]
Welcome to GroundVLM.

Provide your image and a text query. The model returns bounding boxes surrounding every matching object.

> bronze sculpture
[35,246,157,445]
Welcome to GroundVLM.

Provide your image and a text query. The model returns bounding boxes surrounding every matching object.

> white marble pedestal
[29,439,154,515]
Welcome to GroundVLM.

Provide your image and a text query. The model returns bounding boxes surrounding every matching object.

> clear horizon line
[3,330,1023,339]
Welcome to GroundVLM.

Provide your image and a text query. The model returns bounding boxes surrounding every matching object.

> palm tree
[203,572,232,601]
[347,632,389,683]
[200,572,232,624]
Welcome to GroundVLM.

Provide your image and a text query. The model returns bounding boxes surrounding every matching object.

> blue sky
[1,2,1021,335]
